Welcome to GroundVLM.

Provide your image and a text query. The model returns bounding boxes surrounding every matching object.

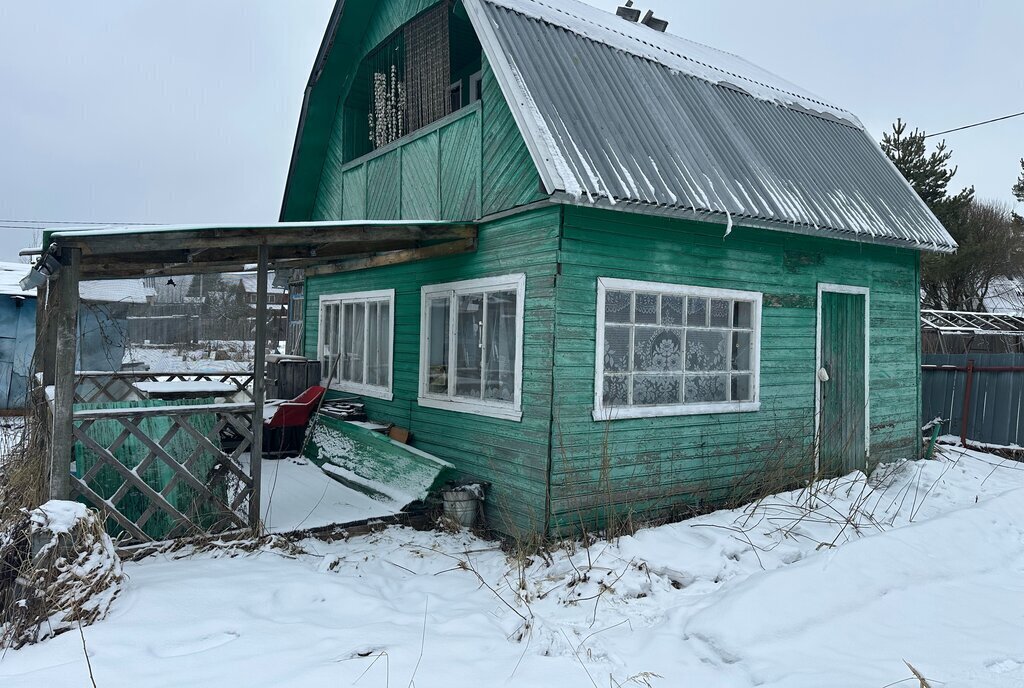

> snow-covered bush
[0,500,123,649]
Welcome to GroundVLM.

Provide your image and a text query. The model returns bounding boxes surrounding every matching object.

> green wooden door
[818,290,867,475]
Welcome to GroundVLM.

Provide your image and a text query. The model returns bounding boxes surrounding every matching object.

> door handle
[817,367,830,383]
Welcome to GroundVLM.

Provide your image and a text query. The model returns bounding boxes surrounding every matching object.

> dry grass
[0,502,124,650]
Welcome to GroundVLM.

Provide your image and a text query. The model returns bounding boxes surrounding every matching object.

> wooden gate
[816,285,870,475]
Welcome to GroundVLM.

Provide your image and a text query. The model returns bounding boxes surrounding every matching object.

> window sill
[328,382,394,402]
[592,401,761,421]
[418,395,523,422]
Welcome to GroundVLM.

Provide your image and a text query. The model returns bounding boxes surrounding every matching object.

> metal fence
[922,354,1024,447]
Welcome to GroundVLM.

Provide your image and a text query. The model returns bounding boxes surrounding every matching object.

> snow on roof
[984,278,1023,315]
[477,0,857,124]
[921,309,1024,336]
[0,262,35,297]
[46,219,457,239]
[226,272,288,295]
[0,261,154,304]
[465,0,957,252]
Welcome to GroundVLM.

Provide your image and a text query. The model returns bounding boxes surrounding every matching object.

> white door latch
[817,367,830,383]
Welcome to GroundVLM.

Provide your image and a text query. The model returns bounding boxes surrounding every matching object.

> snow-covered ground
[3,446,1024,687]
[123,342,256,373]
[260,457,399,532]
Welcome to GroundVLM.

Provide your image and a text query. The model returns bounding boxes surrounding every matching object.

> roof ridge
[485,0,854,120]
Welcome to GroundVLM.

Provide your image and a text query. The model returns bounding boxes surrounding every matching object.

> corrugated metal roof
[465,0,957,252]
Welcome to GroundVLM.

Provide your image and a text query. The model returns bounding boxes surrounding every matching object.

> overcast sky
[1,1,1021,263]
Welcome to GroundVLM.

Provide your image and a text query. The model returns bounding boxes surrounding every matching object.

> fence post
[49,248,81,501]
[960,359,975,447]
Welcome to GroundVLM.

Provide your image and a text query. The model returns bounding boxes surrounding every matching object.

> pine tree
[881,118,972,207]
[1013,158,1024,203]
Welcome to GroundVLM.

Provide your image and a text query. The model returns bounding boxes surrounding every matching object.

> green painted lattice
[73,398,230,540]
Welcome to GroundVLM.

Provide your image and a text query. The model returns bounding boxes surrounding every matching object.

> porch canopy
[28,220,477,280]
[27,220,477,541]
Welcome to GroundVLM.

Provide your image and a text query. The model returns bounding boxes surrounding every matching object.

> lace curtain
[603,289,755,408]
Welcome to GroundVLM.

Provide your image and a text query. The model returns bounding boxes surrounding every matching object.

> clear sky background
[1,1,1021,263]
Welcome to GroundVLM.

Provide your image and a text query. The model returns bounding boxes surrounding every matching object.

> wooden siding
[306,0,545,224]
[549,206,922,532]
[304,206,561,534]
[440,113,481,220]
[481,59,546,215]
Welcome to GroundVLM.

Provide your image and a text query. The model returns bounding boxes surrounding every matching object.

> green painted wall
[305,205,561,534]
[308,1,544,223]
[548,205,922,532]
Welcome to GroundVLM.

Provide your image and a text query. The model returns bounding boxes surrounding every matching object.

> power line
[0,218,157,226]
[924,110,1024,138]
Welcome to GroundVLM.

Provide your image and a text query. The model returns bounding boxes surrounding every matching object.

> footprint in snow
[987,659,1023,674]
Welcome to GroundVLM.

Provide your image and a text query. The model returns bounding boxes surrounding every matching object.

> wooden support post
[249,244,268,532]
[49,248,81,501]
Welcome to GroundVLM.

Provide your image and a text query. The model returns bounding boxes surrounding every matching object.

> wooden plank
[56,223,476,254]
[71,475,153,542]
[48,248,80,500]
[401,132,441,220]
[304,238,478,277]
[73,403,256,421]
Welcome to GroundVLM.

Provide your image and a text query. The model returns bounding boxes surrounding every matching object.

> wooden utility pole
[48,248,81,501]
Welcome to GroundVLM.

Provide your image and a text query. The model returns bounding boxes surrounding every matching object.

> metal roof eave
[549,193,958,254]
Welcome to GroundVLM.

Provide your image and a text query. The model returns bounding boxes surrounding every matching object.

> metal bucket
[442,488,481,528]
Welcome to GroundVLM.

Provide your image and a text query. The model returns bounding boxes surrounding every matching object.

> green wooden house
[280,0,957,535]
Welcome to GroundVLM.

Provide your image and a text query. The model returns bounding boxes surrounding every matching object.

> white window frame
[449,81,463,112]
[593,277,763,421]
[318,289,395,401]
[418,274,526,422]
[469,70,483,103]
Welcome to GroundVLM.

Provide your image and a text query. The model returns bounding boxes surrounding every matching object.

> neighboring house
[147,272,287,308]
[280,0,956,534]
[132,272,289,345]
[0,262,154,410]
[984,277,1024,315]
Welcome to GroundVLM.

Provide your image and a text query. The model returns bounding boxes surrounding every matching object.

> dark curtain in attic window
[360,2,451,157]
[404,2,450,132]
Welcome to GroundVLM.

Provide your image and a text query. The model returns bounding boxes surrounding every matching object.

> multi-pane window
[420,275,525,421]
[595,278,761,419]
[318,290,394,400]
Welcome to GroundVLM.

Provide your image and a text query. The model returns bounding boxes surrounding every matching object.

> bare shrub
[1,501,124,650]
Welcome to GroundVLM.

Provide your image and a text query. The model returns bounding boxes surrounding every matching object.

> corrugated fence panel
[923,354,1024,447]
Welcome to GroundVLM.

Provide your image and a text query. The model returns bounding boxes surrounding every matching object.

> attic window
[343,1,483,162]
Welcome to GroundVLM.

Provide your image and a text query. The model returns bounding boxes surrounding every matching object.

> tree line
[881,119,1024,312]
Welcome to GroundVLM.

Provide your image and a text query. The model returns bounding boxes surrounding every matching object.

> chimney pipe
[641,9,669,32]
[616,1,641,23]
